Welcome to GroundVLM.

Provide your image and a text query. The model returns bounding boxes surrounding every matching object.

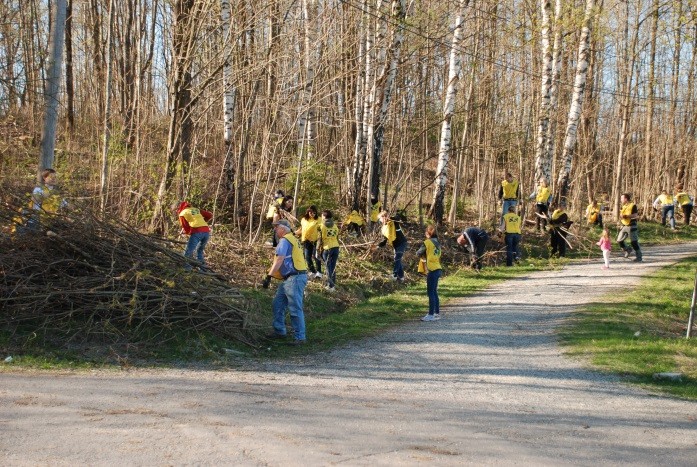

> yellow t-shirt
[300,217,320,242]
[503,212,522,234]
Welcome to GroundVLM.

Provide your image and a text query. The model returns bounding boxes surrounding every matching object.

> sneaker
[314,272,323,279]
[325,285,336,292]
[397,277,405,283]
[432,314,441,320]
[601,265,609,270]
[624,250,631,258]
[421,314,437,322]
[633,257,643,262]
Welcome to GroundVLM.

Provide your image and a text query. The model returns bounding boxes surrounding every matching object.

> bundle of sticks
[0,196,256,349]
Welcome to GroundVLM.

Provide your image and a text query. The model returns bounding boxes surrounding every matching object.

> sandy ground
[1,242,697,466]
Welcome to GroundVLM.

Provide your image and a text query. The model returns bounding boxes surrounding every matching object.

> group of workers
[19,168,696,344]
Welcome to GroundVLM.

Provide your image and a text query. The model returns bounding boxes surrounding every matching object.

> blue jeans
[426,269,442,315]
[272,273,308,340]
[393,242,407,279]
[322,247,339,288]
[505,233,521,266]
[661,205,675,229]
[184,231,210,270]
[303,240,322,274]
[502,199,518,219]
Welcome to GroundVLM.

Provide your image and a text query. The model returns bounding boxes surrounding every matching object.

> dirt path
[2,243,697,466]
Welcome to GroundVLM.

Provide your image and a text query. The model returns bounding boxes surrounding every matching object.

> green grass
[560,255,697,399]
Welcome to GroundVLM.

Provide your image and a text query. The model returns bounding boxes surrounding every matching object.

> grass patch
[560,255,697,399]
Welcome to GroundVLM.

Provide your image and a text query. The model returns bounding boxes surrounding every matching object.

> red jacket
[177,201,212,235]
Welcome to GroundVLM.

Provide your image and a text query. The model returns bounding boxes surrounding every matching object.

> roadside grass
[560,255,697,400]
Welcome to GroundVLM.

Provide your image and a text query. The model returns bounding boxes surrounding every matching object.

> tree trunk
[556,0,595,201]
[39,0,67,181]
[533,0,553,185]
[100,0,115,213]
[65,0,74,132]
[429,0,469,224]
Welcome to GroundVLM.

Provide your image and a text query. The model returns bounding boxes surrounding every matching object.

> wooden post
[687,269,697,339]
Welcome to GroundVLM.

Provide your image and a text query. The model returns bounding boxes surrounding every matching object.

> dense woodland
[1,0,696,237]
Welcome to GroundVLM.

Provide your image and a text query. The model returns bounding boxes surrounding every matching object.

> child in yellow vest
[416,225,443,321]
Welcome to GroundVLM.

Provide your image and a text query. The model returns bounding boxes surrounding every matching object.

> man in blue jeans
[500,205,522,266]
[377,211,408,281]
[262,219,309,345]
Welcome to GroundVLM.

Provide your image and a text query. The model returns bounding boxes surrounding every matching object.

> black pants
[682,204,693,226]
[535,203,549,230]
[472,237,488,270]
[550,229,567,257]
[303,240,322,274]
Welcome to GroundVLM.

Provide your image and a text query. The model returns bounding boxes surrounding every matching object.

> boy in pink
[597,227,611,269]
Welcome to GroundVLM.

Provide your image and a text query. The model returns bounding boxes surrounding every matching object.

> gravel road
[2,243,696,466]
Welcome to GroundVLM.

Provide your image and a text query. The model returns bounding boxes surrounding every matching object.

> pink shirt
[597,237,611,252]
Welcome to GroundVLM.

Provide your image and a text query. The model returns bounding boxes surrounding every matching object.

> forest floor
[2,242,696,465]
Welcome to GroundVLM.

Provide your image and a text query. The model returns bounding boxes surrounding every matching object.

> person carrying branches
[377,210,408,282]
[549,202,572,258]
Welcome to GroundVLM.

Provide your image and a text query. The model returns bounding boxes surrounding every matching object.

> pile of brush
[0,196,257,351]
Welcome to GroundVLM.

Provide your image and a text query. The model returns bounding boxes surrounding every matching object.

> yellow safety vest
[503,212,522,234]
[502,180,519,199]
[586,204,600,223]
[536,186,551,203]
[33,186,62,213]
[658,193,674,206]
[381,221,397,243]
[675,192,692,206]
[345,210,365,226]
[620,203,635,226]
[424,238,442,271]
[266,197,284,219]
[551,209,566,221]
[300,217,320,242]
[179,207,208,228]
[370,201,382,222]
[319,223,340,249]
[282,233,308,271]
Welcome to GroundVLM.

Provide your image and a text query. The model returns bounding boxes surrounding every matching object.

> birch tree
[100,0,115,213]
[39,0,67,181]
[533,0,553,185]
[556,0,596,200]
[366,0,406,219]
[429,0,469,224]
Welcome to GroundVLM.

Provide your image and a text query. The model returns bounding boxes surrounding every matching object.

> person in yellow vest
[528,178,552,231]
[343,209,365,237]
[585,200,603,227]
[674,185,694,226]
[175,201,213,271]
[262,219,308,344]
[549,202,572,257]
[416,225,443,321]
[317,209,340,292]
[25,168,67,231]
[652,190,676,230]
[500,205,522,266]
[617,193,642,262]
[295,205,323,279]
[378,210,408,281]
[268,195,294,247]
[498,172,520,219]
[370,196,382,223]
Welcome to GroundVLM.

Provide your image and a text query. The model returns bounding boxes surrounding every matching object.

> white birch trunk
[297,0,321,160]
[556,0,595,200]
[100,0,115,212]
[544,0,563,181]
[430,0,469,224]
[533,0,553,186]
[222,0,234,145]
[39,0,67,181]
